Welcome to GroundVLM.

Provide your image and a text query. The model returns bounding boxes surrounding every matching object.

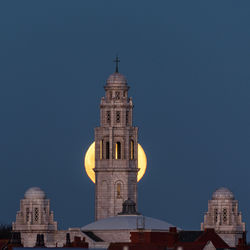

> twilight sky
[1,0,250,234]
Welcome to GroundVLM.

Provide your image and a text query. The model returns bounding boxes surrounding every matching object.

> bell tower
[94,58,138,220]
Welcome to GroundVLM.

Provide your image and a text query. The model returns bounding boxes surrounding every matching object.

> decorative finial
[113,56,120,73]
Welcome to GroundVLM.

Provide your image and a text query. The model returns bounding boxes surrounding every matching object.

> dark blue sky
[1,0,250,234]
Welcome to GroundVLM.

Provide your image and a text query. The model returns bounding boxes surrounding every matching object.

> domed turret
[24,187,46,199]
[106,72,127,86]
[118,198,140,215]
[201,187,245,247]
[105,56,127,87]
[13,186,58,247]
[212,187,234,200]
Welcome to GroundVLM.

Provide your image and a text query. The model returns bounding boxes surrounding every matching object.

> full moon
[84,142,147,183]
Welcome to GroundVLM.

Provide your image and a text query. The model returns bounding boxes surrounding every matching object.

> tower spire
[113,56,120,73]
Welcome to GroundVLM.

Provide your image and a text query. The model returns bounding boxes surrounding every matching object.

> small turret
[118,199,140,215]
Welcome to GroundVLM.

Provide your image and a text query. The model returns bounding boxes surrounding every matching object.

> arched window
[115,142,121,159]
[130,140,134,160]
[115,91,120,100]
[100,140,103,160]
[116,111,120,123]
[106,141,110,159]
[117,183,122,198]
[214,208,218,223]
[34,208,39,223]
[106,111,111,124]
[223,208,227,223]
[26,207,30,222]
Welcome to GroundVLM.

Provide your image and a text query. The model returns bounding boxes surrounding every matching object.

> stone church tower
[94,59,138,221]
[201,187,246,247]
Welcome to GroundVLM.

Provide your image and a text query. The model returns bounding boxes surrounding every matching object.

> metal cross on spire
[113,56,120,73]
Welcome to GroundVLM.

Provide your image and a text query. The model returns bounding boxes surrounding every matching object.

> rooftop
[81,215,175,231]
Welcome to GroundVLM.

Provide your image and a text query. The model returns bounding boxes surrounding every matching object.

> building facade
[201,187,246,247]
[94,63,138,220]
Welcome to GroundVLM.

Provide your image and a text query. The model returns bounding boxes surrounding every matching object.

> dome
[81,215,176,231]
[24,187,46,199]
[212,187,234,200]
[123,198,135,205]
[106,72,127,86]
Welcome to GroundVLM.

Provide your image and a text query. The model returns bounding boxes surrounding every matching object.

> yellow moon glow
[84,142,147,183]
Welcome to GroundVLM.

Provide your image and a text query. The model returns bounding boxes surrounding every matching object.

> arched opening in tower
[106,141,110,159]
[115,142,121,159]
